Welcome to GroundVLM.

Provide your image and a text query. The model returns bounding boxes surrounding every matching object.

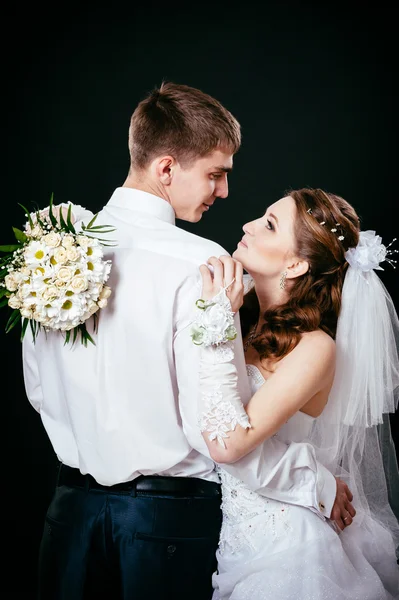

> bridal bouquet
[0,195,116,346]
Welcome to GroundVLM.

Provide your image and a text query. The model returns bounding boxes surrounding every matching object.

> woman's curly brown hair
[240,188,360,362]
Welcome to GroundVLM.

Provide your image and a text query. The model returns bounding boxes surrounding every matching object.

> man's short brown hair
[128,81,241,170]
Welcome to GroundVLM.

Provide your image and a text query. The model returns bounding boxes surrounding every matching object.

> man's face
[170,149,233,222]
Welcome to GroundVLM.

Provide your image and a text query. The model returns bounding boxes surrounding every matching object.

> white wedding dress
[211,364,399,600]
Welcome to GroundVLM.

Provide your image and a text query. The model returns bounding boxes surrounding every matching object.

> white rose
[55,279,66,288]
[62,234,75,248]
[20,307,33,318]
[70,275,88,293]
[42,285,60,301]
[53,247,68,265]
[97,298,108,309]
[57,266,74,282]
[26,224,43,238]
[200,303,231,335]
[33,310,47,323]
[8,295,21,309]
[99,285,112,300]
[42,232,61,248]
[66,246,80,262]
[76,235,90,250]
[20,266,31,278]
[4,272,20,292]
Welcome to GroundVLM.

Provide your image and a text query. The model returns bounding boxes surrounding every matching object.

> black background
[2,2,398,597]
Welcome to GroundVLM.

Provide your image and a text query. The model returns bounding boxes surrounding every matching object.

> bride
[192,187,399,599]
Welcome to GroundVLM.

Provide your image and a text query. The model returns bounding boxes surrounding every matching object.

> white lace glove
[191,288,251,448]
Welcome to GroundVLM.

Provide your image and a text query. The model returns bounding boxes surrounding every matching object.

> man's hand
[330,477,356,531]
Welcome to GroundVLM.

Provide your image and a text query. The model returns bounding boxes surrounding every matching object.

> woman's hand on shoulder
[199,255,244,313]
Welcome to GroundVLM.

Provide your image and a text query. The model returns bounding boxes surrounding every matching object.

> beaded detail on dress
[217,467,292,555]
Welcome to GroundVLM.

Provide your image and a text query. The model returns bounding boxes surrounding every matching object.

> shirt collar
[106,187,176,225]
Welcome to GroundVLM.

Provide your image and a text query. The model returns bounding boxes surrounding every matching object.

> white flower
[57,266,74,282]
[8,295,21,309]
[24,240,49,265]
[200,303,231,336]
[85,240,103,260]
[99,285,112,300]
[66,246,81,262]
[4,272,21,292]
[30,272,48,294]
[54,278,67,288]
[85,259,111,283]
[20,307,33,319]
[191,289,237,347]
[52,246,68,265]
[20,282,34,298]
[20,266,31,279]
[22,290,39,307]
[76,235,91,250]
[345,230,387,272]
[41,285,60,302]
[97,298,108,308]
[32,264,54,281]
[80,301,100,322]
[42,231,61,248]
[54,295,83,324]
[62,234,75,248]
[24,223,44,238]
[70,275,88,294]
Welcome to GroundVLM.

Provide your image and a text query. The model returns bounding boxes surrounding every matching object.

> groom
[22,81,354,600]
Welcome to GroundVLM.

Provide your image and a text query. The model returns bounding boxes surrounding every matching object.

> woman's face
[232,196,298,279]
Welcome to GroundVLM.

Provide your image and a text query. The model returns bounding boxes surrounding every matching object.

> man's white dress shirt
[22,187,336,518]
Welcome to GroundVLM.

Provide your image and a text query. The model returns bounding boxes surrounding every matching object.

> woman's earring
[280,271,287,290]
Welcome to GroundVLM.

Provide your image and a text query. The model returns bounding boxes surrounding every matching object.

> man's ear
[152,156,176,185]
[285,257,309,280]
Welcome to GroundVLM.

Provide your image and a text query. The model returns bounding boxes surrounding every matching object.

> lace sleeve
[191,288,251,448]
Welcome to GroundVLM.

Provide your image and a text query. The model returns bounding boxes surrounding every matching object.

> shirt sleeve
[22,330,44,413]
[175,276,336,519]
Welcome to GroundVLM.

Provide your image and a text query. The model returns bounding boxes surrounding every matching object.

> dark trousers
[38,464,222,600]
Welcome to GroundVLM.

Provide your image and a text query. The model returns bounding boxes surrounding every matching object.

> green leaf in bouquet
[0,288,10,299]
[0,297,9,308]
[5,308,21,334]
[0,244,20,253]
[48,192,59,229]
[84,225,116,231]
[58,204,70,232]
[92,312,99,334]
[0,269,9,278]
[12,227,28,244]
[82,326,96,347]
[86,236,117,243]
[30,318,40,342]
[20,317,30,341]
[34,210,47,230]
[19,203,34,229]
[64,329,71,346]
[83,213,99,230]
[67,203,76,234]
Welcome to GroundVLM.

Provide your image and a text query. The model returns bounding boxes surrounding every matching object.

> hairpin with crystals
[306,208,345,241]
